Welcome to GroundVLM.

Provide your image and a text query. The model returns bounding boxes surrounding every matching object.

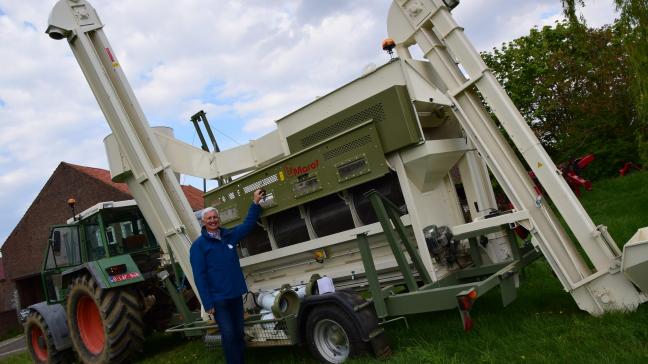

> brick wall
[0,279,15,312]
[0,310,19,337]
[0,257,13,312]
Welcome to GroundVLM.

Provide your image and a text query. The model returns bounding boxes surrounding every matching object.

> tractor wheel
[66,275,144,364]
[305,305,367,363]
[24,311,72,364]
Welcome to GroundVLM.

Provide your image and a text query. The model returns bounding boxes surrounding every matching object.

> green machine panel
[206,123,387,226]
[204,85,422,227]
[286,85,421,154]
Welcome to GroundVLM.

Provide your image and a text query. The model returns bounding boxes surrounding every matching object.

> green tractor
[24,200,198,364]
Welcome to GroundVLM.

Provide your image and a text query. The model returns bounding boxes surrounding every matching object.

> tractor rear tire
[305,305,368,363]
[24,311,72,364]
[66,275,144,364]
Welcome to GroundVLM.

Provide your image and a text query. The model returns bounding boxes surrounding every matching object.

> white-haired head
[201,207,219,220]
[200,207,221,232]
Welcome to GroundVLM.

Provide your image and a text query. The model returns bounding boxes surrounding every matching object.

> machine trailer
[24,0,648,363]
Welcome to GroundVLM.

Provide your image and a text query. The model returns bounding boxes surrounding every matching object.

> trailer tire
[66,275,144,364]
[305,305,367,363]
[25,311,72,364]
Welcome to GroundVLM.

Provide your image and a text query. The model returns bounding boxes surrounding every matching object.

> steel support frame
[159,270,200,336]
[356,190,542,319]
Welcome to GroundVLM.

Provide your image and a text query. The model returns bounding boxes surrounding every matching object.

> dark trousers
[213,297,245,364]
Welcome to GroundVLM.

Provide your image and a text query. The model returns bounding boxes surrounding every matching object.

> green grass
[578,171,648,244]
[2,172,647,364]
[0,353,29,364]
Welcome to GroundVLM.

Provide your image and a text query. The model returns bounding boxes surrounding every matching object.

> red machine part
[562,171,592,196]
[575,154,595,170]
[619,162,642,176]
[527,154,595,198]
[560,154,594,197]
[457,289,478,332]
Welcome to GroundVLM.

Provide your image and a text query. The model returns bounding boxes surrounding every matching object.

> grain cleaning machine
[42,0,648,362]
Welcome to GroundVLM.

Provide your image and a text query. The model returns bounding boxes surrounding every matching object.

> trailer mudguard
[28,302,71,351]
[297,291,382,346]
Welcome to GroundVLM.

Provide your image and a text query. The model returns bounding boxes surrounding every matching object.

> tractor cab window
[43,225,81,303]
[100,206,157,256]
[86,224,105,260]
[45,225,81,270]
[84,215,106,261]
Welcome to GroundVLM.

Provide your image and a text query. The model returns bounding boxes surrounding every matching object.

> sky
[0,0,618,251]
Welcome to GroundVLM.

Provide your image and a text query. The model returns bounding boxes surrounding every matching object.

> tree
[562,0,648,165]
[482,21,637,179]
[561,0,586,25]
[613,0,648,164]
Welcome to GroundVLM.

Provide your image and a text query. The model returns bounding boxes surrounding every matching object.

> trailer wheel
[305,305,366,363]
[24,311,71,364]
[66,275,144,364]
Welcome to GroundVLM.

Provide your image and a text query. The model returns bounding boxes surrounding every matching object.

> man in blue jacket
[190,189,264,364]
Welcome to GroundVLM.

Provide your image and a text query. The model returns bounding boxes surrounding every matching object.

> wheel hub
[30,325,48,361]
[330,326,345,346]
[77,295,105,355]
[313,319,350,363]
[37,336,46,349]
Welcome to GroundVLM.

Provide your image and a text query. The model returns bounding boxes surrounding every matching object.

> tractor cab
[41,200,158,304]
[28,199,197,364]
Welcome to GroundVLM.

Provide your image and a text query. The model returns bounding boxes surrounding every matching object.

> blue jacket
[190,203,261,310]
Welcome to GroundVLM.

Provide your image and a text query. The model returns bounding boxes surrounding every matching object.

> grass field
[3,172,647,364]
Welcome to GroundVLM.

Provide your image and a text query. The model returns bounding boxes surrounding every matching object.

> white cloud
[580,0,620,26]
[452,0,617,51]
[0,0,618,248]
